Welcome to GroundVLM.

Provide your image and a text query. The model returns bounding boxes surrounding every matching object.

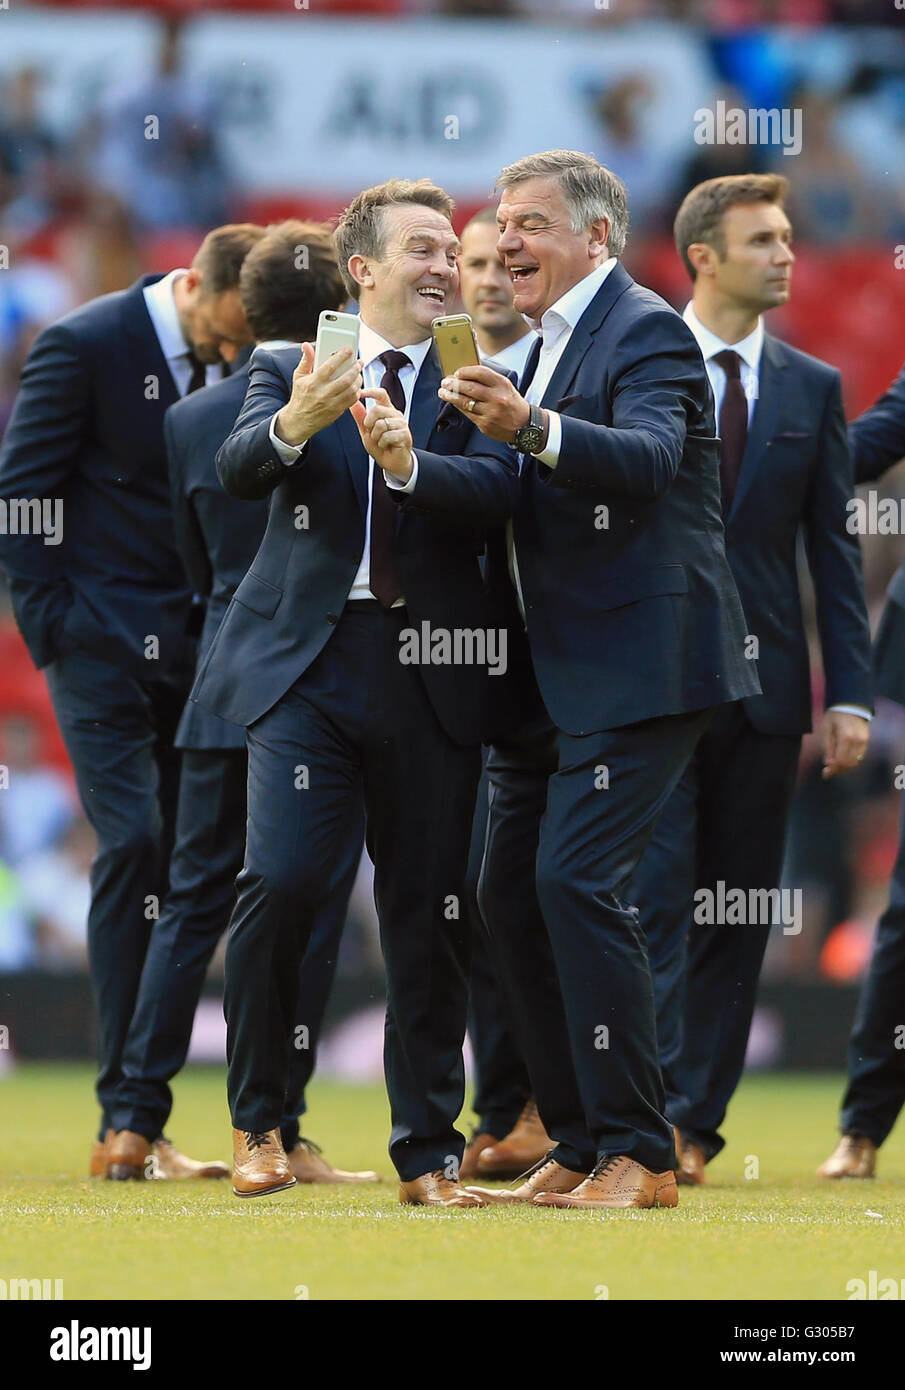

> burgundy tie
[713,349,748,514]
[368,349,409,608]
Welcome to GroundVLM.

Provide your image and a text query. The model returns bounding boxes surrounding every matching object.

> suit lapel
[727,332,786,523]
[336,409,370,516]
[122,275,181,413]
[539,261,634,409]
[409,346,443,448]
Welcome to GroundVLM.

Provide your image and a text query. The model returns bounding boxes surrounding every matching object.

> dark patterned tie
[368,349,410,608]
[713,349,748,514]
[185,351,207,395]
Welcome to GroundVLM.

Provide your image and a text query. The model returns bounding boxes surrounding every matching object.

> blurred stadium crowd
[2,3,905,1002]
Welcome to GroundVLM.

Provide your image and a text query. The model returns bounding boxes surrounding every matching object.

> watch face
[517,425,545,452]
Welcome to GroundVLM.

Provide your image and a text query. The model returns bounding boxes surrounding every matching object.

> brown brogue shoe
[535,1155,679,1209]
[90,1129,114,1178]
[677,1139,706,1186]
[465,1153,588,1205]
[399,1170,487,1207]
[232,1128,296,1198]
[106,1130,153,1181]
[287,1137,380,1184]
[475,1099,554,1180]
[152,1137,229,1180]
[817,1134,877,1179]
[458,1131,498,1181]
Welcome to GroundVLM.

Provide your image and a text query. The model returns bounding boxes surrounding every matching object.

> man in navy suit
[632,174,873,1184]
[818,358,905,1180]
[430,149,759,1210]
[191,179,519,1205]
[107,221,374,1185]
[0,224,263,1175]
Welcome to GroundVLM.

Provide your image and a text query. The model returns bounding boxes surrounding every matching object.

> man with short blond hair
[194,179,519,1205]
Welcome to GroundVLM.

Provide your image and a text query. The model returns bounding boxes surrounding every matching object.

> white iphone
[313,310,360,379]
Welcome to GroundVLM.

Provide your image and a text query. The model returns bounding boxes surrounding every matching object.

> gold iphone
[431,314,480,376]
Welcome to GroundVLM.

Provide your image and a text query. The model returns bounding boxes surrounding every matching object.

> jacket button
[326,612,338,625]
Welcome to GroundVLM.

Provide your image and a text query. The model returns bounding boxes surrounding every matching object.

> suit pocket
[595,564,688,611]
[233,570,283,619]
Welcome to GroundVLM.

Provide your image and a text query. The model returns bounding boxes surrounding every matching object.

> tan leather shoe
[475,1099,554,1180]
[232,1129,296,1198]
[399,1170,488,1207]
[676,1137,706,1186]
[458,1131,499,1181]
[90,1129,114,1178]
[817,1134,877,1179]
[106,1130,154,1181]
[287,1137,380,1184]
[152,1137,229,1180]
[465,1153,588,1205]
[535,1155,679,1209]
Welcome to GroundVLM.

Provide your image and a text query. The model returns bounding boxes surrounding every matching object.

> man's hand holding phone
[350,387,415,484]
[274,344,363,447]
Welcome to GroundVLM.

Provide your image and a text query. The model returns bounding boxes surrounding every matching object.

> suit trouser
[224,603,480,1181]
[44,647,188,1136]
[838,782,905,1146]
[465,761,531,1139]
[632,701,801,1160]
[479,686,711,1175]
[111,747,364,1144]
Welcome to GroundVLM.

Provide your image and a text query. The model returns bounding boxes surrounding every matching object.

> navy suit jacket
[849,358,905,701]
[404,263,759,737]
[0,274,193,676]
[191,343,520,747]
[165,344,267,751]
[722,333,872,735]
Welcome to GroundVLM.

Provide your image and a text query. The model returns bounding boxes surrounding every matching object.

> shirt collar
[257,339,299,350]
[142,269,193,362]
[683,301,764,374]
[358,320,432,375]
[531,257,618,338]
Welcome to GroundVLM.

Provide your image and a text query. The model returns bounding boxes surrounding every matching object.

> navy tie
[368,350,409,608]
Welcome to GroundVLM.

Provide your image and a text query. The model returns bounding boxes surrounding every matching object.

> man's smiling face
[496,176,609,321]
[360,204,460,342]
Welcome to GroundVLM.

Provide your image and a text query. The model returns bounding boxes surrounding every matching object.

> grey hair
[496,150,629,257]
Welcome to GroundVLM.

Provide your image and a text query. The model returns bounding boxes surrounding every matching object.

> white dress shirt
[683,301,762,424]
[268,322,431,604]
[683,300,869,724]
[142,269,223,396]
[506,258,617,615]
[524,257,618,469]
[480,328,538,383]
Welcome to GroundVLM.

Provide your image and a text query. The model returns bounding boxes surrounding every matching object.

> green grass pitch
[2,1065,904,1301]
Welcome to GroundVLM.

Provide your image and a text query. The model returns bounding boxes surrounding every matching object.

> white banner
[0,12,713,197]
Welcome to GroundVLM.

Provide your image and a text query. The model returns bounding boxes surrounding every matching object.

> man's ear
[587,216,611,260]
[182,266,203,295]
[687,242,715,279]
[348,254,374,295]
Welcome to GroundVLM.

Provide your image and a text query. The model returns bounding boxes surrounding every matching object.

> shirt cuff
[384,452,419,493]
[532,410,561,468]
[828,704,872,721]
[269,413,307,464]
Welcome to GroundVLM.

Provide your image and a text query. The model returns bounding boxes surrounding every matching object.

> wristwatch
[512,403,546,454]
